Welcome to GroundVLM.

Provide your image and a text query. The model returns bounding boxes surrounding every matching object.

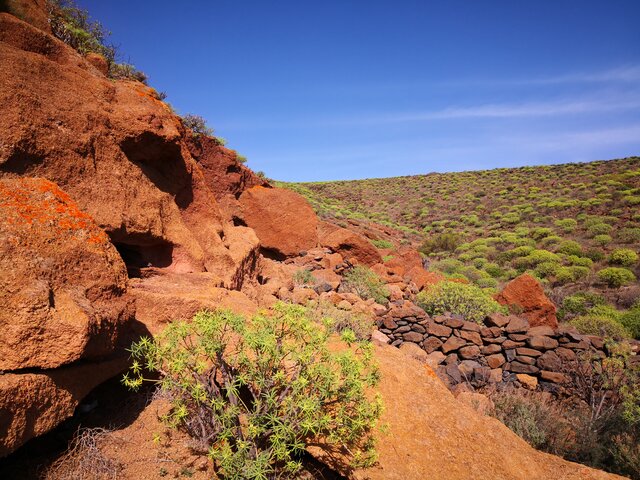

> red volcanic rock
[238,186,319,258]
[0,356,127,457]
[384,248,423,276]
[0,178,132,370]
[3,0,50,32]
[406,267,445,291]
[0,12,256,288]
[188,136,268,201]
[319,227,382,267]
[495,274,558,329]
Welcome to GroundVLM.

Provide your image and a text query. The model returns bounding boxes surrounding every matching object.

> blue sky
[82,1,640,181]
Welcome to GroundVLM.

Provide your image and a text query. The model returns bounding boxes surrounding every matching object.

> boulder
[130,272,258,334]
[405,267,444,291]
[384,248,423,276]
[495,274,558,329]
[319,226,382,266]
[311,268,341,290]
[238,186,318,258]
[0,178,133,370]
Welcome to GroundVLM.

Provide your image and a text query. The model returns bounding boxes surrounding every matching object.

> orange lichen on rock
[0,178,108,246]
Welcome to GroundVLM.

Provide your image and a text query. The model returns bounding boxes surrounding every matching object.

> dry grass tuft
[43,427,122,480]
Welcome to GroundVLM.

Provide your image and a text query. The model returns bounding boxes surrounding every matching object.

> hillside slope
[283,158,640,312]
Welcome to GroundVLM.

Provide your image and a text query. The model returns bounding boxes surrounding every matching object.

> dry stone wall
[376,300,615,392]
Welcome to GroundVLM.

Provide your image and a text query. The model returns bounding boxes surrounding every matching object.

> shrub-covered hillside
[281,157,640,326]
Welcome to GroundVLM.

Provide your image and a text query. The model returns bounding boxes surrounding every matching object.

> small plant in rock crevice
[341,266,390,305]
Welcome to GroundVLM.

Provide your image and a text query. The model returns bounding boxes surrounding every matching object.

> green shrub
[342,266,390,305]
[293,269,313,287]
[558,292,606,320]
[484,262,504,278]
[432,258,464,275]
[566,255,593,268]
[609,249,638,267]
[584,248,606,262]
[49,0,114,61]
[587,223,613,237]
[554,266,590,285]
[557,240,583,256]
[306,300,375,341]
[569,315,630,340]
[513,249,561,269]
[618,227,640,244]
[594,234,612,246]
[534,261,561,278]
[123,304,382,478]
[49,0,147,83]
[500,246,535,260]
[597,267,636,288]
[490,390,575,454]
[371,239,394,249]
[182,114,214,136]
[619,307,640,339]
[554,218,578,233]
[419,232,462,255]
[416,281,505,323]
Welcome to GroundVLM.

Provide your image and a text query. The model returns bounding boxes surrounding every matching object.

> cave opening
[113,241,173,278]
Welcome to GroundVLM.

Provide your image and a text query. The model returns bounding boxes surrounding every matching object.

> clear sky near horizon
[80,0,640,182]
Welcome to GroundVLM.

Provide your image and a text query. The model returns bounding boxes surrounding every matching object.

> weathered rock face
[496,274,558,329]
[0,12,255,288]
[131,272,258,334]
[319,224,382,267]
[0,178,133,370]
[238,186,319,258]
[188,136,268,203]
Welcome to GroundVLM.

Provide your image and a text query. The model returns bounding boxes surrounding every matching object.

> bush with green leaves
[48,0,147,83]
[292,268,313,287]
[554,218,578,233]
[419,232,462,255]
[416,281,505,323]
[49,0,114,61]
[618,227,640,244]
[593,234,612,247]
[558,292,606,320]
[568,315,630,340]
[371,239,394,249]
[182,114,214,137]
[620,306,640,339]
[342,266,390,305]
[123,304,383,479]
[597,267,636,288]
[306,300,375,341]
[609,249,639,267]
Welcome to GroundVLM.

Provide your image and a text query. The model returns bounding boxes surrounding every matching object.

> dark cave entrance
[113,241,173,278]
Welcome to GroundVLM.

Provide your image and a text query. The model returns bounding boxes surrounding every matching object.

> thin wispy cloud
[223,91,640,131]
[332,97,640,127]
[443,65,640,88]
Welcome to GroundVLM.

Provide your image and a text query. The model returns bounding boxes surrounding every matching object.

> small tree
[123,303,382,479]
